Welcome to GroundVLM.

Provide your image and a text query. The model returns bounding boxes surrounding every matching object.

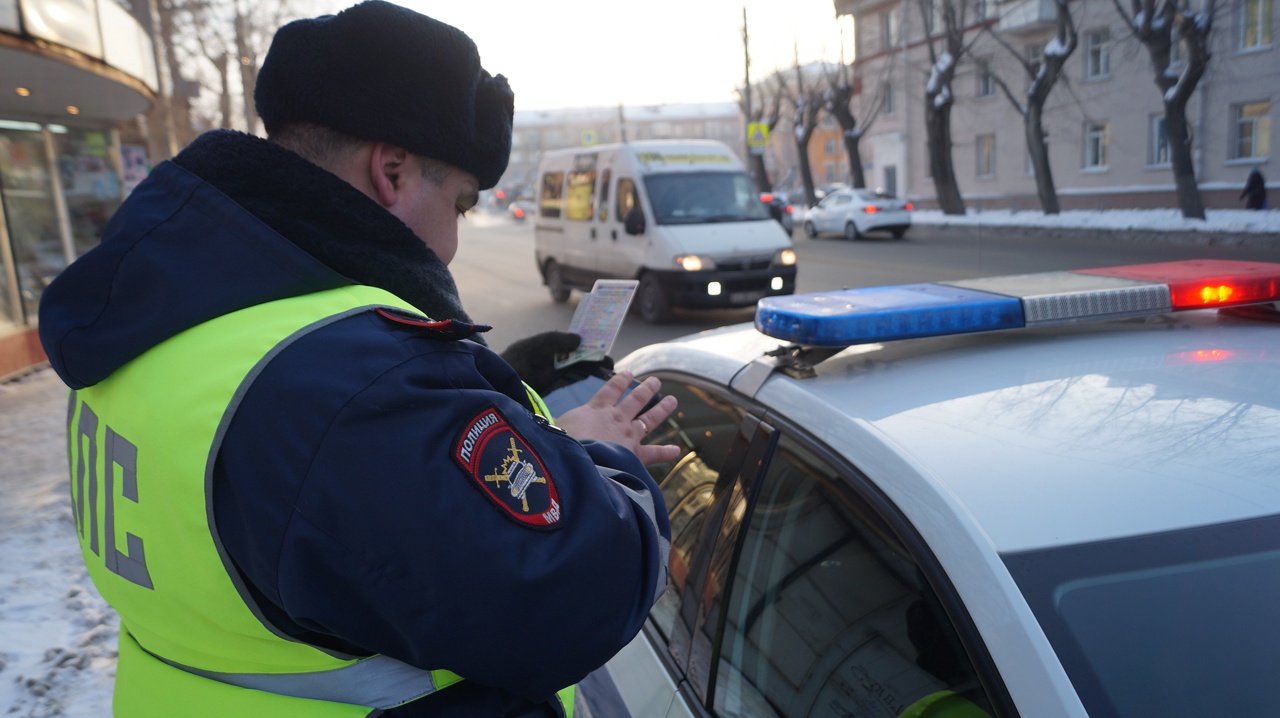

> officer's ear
[368,142,411,208]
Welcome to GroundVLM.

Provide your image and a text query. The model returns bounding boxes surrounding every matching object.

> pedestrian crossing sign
[747,123,769,147]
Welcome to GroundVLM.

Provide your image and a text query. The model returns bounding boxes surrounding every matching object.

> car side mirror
[624,208,646,236]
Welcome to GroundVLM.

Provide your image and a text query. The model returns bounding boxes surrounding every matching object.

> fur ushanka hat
[254,0,514,190]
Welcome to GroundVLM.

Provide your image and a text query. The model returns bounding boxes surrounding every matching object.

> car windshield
[1004,513,1280,717]
[644,171,771,225]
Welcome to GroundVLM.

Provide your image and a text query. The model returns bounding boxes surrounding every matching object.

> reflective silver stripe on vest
[150,649,445,709]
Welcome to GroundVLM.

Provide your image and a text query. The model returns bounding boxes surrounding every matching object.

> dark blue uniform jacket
[38,130,670,717]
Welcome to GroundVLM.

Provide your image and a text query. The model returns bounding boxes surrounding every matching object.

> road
[451,213,1280,358]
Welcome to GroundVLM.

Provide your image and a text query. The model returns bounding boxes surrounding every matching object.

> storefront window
[0,126,61,323]
[55,127,122,258]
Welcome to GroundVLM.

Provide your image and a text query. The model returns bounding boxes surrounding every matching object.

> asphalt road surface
[451,213,1280,358]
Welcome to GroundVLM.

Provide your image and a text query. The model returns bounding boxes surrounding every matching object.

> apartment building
[1,0,157,378]
[500,102,745,197]
[835,0,1276,210]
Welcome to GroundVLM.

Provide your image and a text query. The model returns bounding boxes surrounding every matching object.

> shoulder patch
[376,308,492,340]
[453,405,563,530]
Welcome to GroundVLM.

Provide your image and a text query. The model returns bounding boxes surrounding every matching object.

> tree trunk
[751,153,772,192]
[1165,100,1205,219]
[925,101,965,214]
[1026,104,1059,214]
[235,10,259,135]
[843,133,867,189]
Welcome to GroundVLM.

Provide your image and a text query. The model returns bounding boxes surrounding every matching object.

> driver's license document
[554,279,638,369]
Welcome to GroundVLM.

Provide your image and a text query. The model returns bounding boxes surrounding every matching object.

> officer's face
[391,158,479,265]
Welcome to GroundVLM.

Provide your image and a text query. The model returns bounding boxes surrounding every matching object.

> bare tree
[1111,0,1215,219]
[737,8,784,192]
[778,60,826,208]
[985,0,1077,214]
[738,79,784,192]
[918,0,979,215]
[823,49,895,189]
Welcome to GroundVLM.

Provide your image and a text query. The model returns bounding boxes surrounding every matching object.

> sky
[396,0,855,111]
[2,208,1278,716]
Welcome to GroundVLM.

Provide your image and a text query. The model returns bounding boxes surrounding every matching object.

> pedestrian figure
[1241,167,1268,210]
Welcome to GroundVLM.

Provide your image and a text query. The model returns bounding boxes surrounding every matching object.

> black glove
[500,331,615,396]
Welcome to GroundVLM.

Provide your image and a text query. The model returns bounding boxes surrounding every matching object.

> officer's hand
[500,331,615,395]
[556,371,681,466]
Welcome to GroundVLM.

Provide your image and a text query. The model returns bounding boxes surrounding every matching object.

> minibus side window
[539,172,564,218]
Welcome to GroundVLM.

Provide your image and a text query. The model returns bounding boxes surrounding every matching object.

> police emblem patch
[453,405,562,529]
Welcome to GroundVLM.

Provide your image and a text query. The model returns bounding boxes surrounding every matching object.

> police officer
[38,2,677,715]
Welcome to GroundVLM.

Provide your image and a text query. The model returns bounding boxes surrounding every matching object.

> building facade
[835,0,1277,211]
[1,0,157,379]
[500,103,746,199]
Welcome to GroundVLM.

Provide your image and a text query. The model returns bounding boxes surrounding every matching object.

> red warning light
[864,205,878,214]
[905,202,914,211]
[761,193,775,203]
[512,207,525,219]
[1076,260,1280,310]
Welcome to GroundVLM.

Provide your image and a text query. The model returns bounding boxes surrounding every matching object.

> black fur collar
[171,130,483,342]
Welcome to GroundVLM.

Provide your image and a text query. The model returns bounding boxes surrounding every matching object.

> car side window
[712,435,996,718]
[644,380,746,641]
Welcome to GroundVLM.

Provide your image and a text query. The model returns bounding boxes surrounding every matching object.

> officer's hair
[270,124,452,183]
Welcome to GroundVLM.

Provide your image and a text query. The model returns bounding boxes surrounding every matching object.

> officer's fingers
[585,370,633,409]
[634,442,682,467]
[618,376,663,417]
[545,331,582,353]
[634,394,677,435]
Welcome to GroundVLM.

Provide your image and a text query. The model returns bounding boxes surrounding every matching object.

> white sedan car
[803,188,912,240]
[578,259,1280,718]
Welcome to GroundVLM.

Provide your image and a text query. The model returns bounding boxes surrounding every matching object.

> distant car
[804,187,912,240]
[509,197,536,222]
[758,191,794,233]
[578,258,1280,718]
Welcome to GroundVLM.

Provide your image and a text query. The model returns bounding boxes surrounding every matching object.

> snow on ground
[1,207,1277,716]
[0,369,115,717]
[906,207,1280,234]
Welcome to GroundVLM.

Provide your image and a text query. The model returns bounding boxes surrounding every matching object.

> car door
[648,377,1018,717]
[813,192,851,235]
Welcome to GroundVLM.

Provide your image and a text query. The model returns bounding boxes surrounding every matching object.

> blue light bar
[755,283,1024,346]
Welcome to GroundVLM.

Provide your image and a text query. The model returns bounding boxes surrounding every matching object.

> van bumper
[655,266,798,309]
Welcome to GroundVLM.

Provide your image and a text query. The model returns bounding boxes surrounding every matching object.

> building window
[976,134,996,176]
[1233,101,1272,159]
[880,9,899,51]
[975,0,990,19]
[824,139,837,155]
[1150,115,1170,166]
[1241,0,1274,49]
[976,58,995,97]
[1086,28,1111,79]
[884,82,895,116]
[1084,122,1110,168]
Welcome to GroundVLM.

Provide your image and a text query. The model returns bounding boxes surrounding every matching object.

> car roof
[621,308,1280,554]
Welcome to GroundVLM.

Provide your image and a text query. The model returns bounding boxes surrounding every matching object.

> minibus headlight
[774,249,797,266]
[676,255,715,272]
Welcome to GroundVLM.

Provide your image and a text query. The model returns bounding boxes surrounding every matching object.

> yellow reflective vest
[66,284,573,716]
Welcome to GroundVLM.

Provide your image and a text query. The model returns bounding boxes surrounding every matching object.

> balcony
[0,0,158,122]
[997,0,1058,33]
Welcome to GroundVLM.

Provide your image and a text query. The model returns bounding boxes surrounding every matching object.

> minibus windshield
[644,171,771,225]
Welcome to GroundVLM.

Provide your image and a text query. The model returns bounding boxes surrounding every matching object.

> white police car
[577,259,1280,718]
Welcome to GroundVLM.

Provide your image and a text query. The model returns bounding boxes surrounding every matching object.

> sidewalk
[0,368,115,717]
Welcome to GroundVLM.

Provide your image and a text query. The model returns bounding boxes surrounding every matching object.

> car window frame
[636,369,1019,718]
